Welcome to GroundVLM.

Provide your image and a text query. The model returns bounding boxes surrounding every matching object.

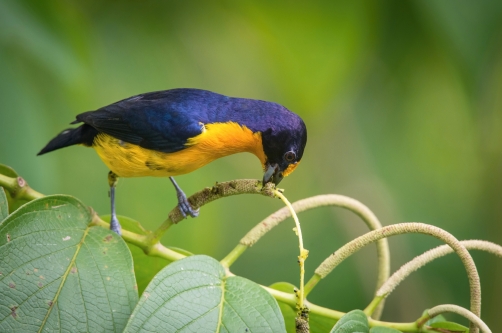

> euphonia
[38,88,307,235]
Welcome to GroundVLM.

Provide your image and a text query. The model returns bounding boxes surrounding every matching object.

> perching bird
[38,88,307,235]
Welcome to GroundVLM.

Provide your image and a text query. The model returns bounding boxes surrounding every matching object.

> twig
[89,213,185,261]
[150,180,276,243]
[0,174,44,201]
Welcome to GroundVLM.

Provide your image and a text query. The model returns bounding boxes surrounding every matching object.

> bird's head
[260,116,307,186]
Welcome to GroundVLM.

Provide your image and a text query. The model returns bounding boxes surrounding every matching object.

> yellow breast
[92,122,266,178]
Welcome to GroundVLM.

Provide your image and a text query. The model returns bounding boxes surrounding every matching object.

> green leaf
[269,281,297,295]
[0,163,23,213]
[270,282,338,332]
[0,195,138,332]
[429,321,469,332]
[129,246,171,295]
[101,215,193,294]
[0,163,18,178]
[370,326,402,333]
[125,255,286,333]
[423,309,447,324]
[269,282,297,332]
[331,309,369,333]
[0,187,8,221]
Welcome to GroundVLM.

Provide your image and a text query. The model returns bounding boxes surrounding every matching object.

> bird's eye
[284,151,296,162]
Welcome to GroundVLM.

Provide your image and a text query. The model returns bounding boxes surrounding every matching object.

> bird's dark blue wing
[74,90,208,153]
[72,88,305,155]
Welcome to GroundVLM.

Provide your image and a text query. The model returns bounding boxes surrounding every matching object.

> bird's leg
[108,171,122,235]
[169,177,199,218]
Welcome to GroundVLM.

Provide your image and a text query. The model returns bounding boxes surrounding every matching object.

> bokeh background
[1,0,502,330]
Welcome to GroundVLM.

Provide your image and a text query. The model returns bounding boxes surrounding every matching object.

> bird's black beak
[263,163,284,185]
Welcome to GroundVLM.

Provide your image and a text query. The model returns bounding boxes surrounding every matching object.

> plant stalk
[238,194,390,319]
[149,179,276,243]
[220,244,248,268]
[1,169,491,332]
[0,174,44,201]
[312,222,481,333]
[274,190,308,313]
[426,304,491,333]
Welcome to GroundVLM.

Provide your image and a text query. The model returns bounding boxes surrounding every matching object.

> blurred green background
[1,0,502,330]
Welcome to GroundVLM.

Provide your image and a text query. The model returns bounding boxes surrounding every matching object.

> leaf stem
[89,213,185,261]
[367,318,418,331]
[263,286,419,331]
[273,190,308,313]
[220,244,248,268]
[238,194,390,319]
[303,273,321,297]
[364,296,384,317]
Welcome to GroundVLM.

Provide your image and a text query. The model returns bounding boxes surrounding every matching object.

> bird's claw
[110,215,122,235]
[177,192,199,218]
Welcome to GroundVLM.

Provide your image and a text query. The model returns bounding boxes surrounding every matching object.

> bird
[38,88,307,235]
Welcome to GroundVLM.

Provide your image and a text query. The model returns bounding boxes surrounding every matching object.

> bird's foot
[109,215,122,235]
[177,191,199,218]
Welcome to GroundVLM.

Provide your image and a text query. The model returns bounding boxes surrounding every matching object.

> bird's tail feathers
[38,124,98,155]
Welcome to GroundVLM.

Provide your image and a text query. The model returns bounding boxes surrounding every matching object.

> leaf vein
[82,239,116,332]
[37,226,90,333]
[137,284,222,331]
[0,226,85,251]
[0,244,78,282]
[216,276,226,333]
[0,277,61,324]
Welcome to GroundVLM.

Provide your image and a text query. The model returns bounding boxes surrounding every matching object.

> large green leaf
[125,255,286,333]
[0,187,8,221]
[100,215,192,295]
[330,309,369,333]
[0,195,138,332]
